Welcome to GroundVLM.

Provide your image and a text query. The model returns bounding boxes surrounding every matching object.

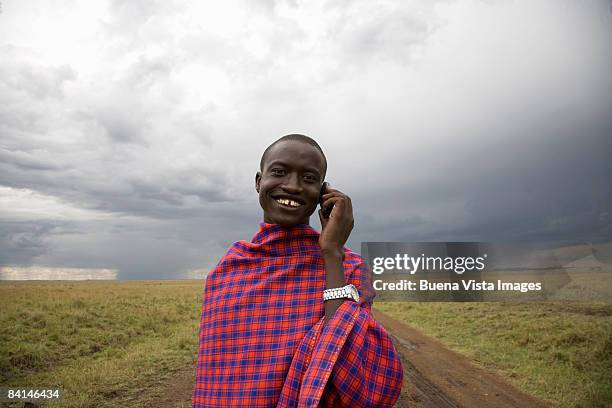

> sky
[0,0,610,280]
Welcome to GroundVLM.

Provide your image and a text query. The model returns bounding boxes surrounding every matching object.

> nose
[282,172,303,193]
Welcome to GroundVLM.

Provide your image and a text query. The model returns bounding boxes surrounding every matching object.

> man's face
[256,140,326,226]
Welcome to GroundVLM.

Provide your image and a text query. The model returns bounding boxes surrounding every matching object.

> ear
[255,172,261,193]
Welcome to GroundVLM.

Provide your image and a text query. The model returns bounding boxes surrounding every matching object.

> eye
[270,168,285,176]
[303,174,317,183]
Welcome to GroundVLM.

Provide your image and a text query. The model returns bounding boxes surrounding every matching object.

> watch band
[323,284,360,302]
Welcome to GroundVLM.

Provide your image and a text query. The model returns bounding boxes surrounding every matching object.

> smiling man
[192,134,403,407]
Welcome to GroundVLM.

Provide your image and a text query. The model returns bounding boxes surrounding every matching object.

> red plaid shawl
[192,222,403,407]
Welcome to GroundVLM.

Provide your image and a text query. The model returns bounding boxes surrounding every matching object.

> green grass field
[1,280,611,407]
[0,280,202,407]
[376,301,612,408]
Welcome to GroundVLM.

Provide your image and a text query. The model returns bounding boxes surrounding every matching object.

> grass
[1,280,610,407]
[375,301,612,408]
[0,280,203,407]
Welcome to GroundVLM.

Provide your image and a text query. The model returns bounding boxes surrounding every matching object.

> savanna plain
[1,280,610,407]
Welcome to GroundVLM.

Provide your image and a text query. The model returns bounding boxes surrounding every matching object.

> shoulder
[226,240,250,257]
[206,240,252,277]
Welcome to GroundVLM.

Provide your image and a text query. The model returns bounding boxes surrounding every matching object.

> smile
[276,198,302,208]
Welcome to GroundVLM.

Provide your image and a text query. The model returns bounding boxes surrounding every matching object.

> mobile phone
[320,182,332,218]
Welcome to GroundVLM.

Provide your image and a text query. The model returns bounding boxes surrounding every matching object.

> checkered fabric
[192,222,403,407]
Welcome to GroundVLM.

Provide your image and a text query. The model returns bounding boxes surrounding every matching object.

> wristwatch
[323,284,360,302]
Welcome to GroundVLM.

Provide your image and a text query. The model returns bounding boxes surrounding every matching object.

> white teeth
[276,198,301,207]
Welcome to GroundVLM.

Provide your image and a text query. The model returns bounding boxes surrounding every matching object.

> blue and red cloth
[192,222,403,407]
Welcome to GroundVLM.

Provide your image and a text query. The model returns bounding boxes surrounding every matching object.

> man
[193,134,403,407]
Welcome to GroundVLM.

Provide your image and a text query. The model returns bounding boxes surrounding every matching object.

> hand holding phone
[317,182,354,253]
[320,182,332,218]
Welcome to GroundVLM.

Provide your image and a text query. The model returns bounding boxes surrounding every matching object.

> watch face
[349,285,359,301]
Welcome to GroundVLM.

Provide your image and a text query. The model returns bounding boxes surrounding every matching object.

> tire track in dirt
[373,310,552,408]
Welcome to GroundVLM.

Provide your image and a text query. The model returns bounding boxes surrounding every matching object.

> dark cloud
[0,148,70,171]
[0,221,58,264]
[0,0,610,279]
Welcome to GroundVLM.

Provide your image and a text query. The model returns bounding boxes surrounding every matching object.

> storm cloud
[0,0,610,279]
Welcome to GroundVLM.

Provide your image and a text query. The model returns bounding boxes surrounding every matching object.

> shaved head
[260,134,327,178]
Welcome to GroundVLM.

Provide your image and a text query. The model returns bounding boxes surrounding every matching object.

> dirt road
[143,310,550,407]
[372,310,551,408]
